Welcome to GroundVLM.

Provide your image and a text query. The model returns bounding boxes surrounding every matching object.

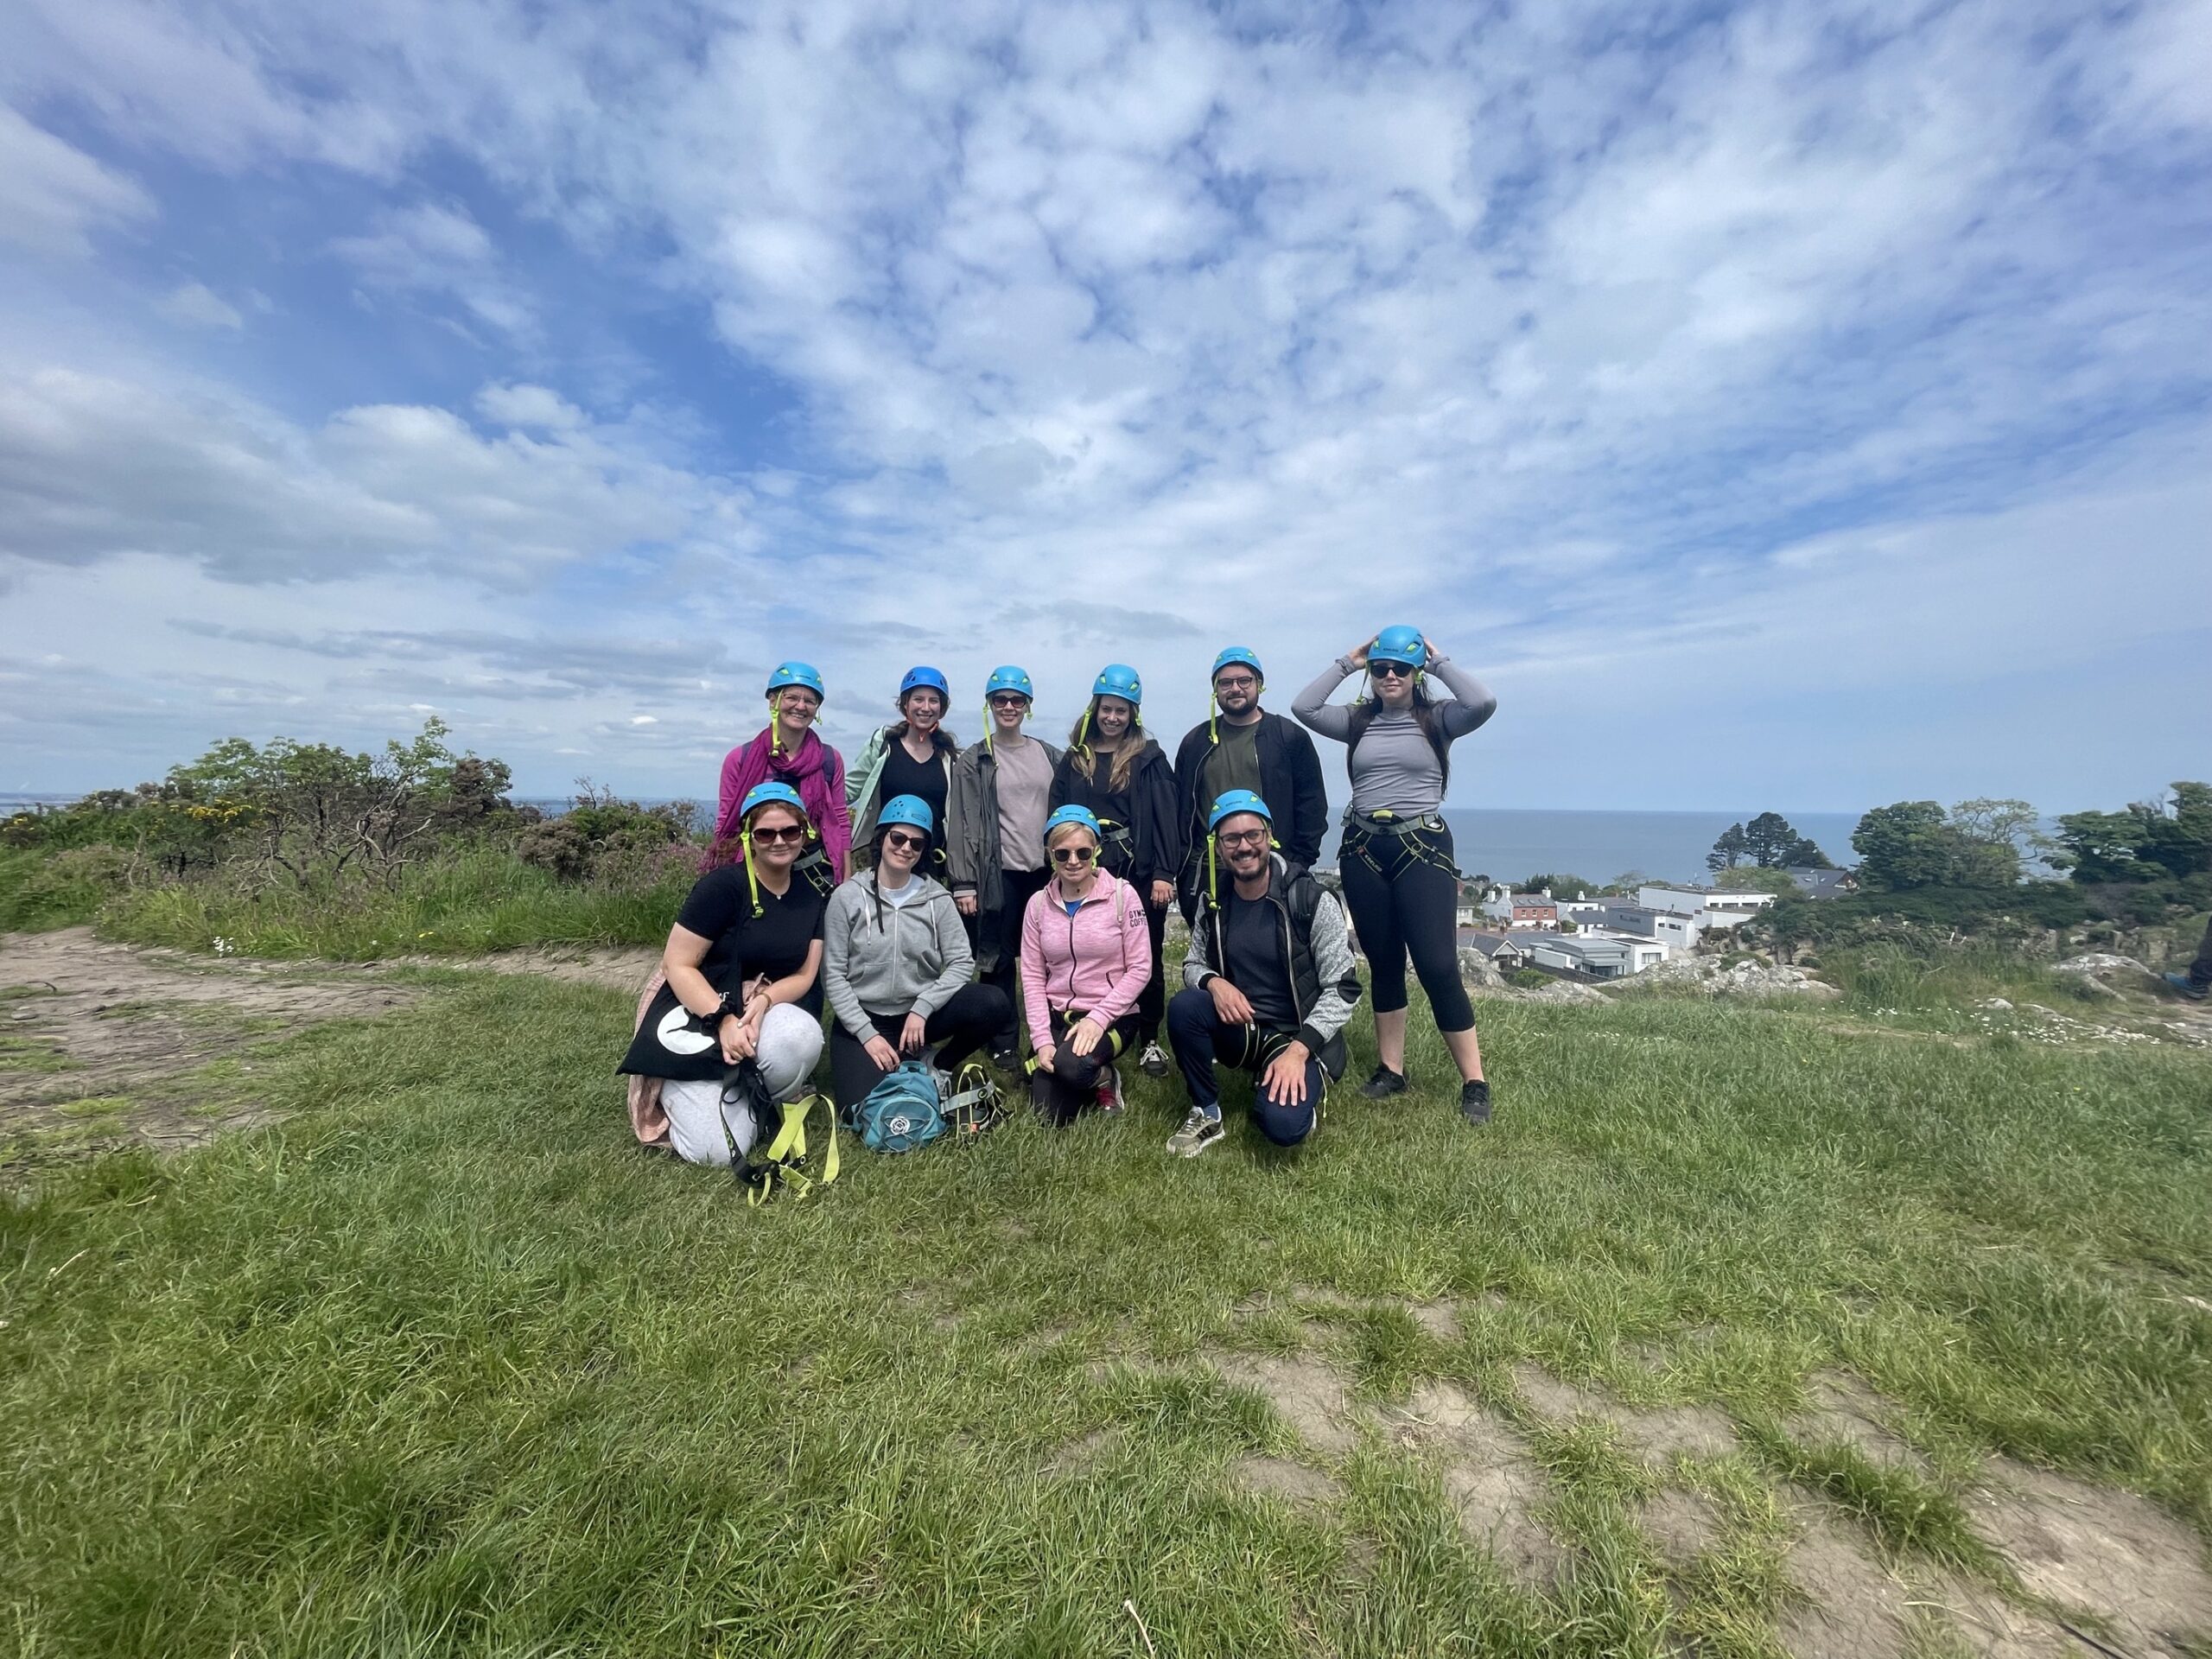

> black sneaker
[1360,1065,1408,1100]
[1459,1079,1491,1126]
[990,1044,1022,1074]
[1138,1039,1171,1077]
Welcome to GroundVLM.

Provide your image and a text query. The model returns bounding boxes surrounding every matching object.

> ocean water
[3,793,1859,886]
[1425,808,1860,887]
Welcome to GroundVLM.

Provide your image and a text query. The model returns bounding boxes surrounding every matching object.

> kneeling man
[1166,790,1363,1156]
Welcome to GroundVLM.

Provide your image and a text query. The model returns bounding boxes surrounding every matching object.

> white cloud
[0,103,152,257]
[475,383,583,429]
[154,282,244,331]
[0,365,750,583]
[0,0,2205,807]
[331,200,532,336]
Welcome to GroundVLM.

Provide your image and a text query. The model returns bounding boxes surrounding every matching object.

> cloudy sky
[2,0,2206,815]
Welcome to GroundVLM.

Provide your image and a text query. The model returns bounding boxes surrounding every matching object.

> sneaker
[1360,1065,1408,1100]
[2163,972,2209,1001]
[1166,1107,1225,1157]
[990,1043,1023,1074]
[1094,1067,1125,1115]
[1459,1078,1492,1126]
[1139,1039,1170,1078]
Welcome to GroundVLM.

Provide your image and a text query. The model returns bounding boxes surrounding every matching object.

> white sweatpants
[660,1003,824,1167]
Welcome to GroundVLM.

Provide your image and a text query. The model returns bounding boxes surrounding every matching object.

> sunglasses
[749,823,807,845]
[1370,662,1414,679]
[1217,829,1269,849]
[1050,846,1096,866]
[881,830,926,852]
[988,695,1030,709]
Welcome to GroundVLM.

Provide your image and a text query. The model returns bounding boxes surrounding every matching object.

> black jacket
[1171,711,1328,881]
[1050,737,1183,888]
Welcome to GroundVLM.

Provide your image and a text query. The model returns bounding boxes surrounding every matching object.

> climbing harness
[719,1062,840,1205]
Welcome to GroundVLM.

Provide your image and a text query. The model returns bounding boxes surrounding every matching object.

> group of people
[620,631,1498,1163]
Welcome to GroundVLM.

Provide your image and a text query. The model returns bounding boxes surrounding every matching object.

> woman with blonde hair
[1018,804,1152,1125]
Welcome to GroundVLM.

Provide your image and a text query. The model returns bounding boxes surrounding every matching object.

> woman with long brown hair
[1294,628,1498,1125]
[1049,664,1181,1076]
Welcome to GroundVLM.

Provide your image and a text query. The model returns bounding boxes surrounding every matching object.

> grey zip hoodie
[822,869,973,1040]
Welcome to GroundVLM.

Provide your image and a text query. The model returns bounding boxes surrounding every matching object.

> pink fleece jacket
[1019,870,1153,1052]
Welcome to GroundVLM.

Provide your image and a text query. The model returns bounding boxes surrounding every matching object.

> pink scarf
[713,726,851,880]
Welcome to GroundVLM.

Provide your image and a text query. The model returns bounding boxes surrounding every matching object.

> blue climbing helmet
[766,661,826,699]
[1207,646,1264,745]
[1043,804,1103,845]
[740,781,808,821]
[736,781,813,916]
[1208,789,1272,832]
[1204,788,1275,906]
[1211,646,1262,682]
[876,794,934,836]
[982,664,1033,752]
[898,665,949,704]
[1368,626,1427,672]
[1091,664,1141,704]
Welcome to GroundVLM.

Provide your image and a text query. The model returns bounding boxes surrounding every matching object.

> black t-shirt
[880,737,949,836]
[1222,887,1298,1032]
[618,867,827,1081]
[1058,753,1135,874]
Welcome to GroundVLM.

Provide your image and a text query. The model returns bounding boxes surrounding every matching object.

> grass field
[3,964,2209,1657]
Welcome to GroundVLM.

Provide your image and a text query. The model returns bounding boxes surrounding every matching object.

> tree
[1781,836,1834,869]
[2051,782,2211,885]
[1706,823,1747,873]
[1746,810,1832,868]
[1851,801,1954,891]
[1520,872,1595,900]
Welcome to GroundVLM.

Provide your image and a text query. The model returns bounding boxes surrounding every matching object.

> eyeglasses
[749,823,807,845]
[778,693,820,709]
[1050,846,1096,866]
[882,830,926,852]
[1217,829,1269,849]
[1214,675,1258,691]
[1370,663,1414,679]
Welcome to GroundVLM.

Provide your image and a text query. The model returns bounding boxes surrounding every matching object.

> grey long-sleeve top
[821,870,974,1040]
[1292,655,1497,817]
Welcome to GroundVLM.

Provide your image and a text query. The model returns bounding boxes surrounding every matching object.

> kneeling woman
[620,783,830,1166]
[822,795,1010,1114]
[1020,805,1152,1126]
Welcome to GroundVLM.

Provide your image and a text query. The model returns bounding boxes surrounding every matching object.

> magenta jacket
[1018,870,1153,1051]
[714,728,852,880]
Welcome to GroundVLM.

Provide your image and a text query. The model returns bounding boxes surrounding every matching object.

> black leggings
[1100,843,1169,1044]
[973,867,1052,1051]
[827,983,1011,1111]
[1339,821,1474,1033]
[1030,1006,1143,1128]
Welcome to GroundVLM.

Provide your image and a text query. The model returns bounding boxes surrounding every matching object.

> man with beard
[1164,791,1363,1157]
[1170,648,1327,925]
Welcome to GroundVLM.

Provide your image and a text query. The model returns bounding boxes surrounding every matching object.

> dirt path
[0,931,659,1179]
[0,928,416,1177]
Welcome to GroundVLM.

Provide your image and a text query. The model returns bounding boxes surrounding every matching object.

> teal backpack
[855,1061,947,1154]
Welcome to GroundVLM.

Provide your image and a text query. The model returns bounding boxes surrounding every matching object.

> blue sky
[2,0,2207,817]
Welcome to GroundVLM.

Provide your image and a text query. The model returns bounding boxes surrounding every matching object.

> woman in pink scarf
[714,661,853,880]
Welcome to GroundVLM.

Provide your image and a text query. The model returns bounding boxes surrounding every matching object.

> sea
[3,791,1857,887]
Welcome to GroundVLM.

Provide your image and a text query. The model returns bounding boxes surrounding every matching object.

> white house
[1637,883,1775,926]
[1529,934,1649,977]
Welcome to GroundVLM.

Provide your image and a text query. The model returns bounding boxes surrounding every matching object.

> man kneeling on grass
[1166,791,1363,1157]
